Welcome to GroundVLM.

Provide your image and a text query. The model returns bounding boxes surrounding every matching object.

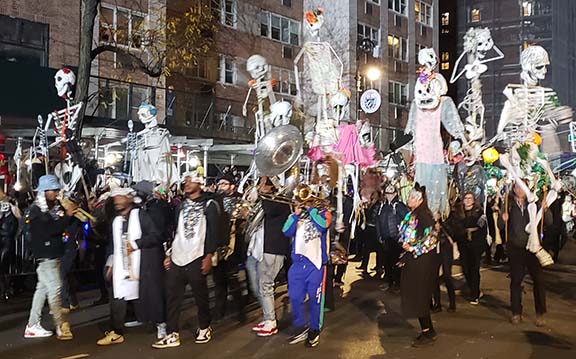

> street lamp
[366,67,381,82]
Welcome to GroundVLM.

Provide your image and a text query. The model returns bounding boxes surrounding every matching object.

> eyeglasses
[217,182,231,187]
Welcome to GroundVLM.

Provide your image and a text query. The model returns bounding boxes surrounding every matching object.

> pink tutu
[332,124,376,166]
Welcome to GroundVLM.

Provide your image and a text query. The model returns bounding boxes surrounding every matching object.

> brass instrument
[293,184,333,211]
[254,125,303,176]
[59,196,96,224]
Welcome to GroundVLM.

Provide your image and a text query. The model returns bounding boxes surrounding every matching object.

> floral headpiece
[417,67,436,86]
[305,8,324,25]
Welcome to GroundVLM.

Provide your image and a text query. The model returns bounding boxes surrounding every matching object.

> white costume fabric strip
[111,209,142,301]
[171,208,206,267]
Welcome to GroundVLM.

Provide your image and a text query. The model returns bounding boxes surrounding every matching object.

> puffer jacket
[377,197,408,242]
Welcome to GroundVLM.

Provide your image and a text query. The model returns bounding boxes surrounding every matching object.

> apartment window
[388,0,407,15]
[271,67,297,96]
[99,5,146,49]
[187,57,208,79]
[415,1,432,27]
[441,52,449,61]
[0,15,49,66]
[219,56,236,84]
[470,8,481,23]
[365,2,374,16]
[282,0,292,7]
[522,1,551,17]
[220,0,237,28]
[368,0,380,3]
[388,34,407,62]
[441,62,449,70]
[260,11,300,46]
[358,23,380,46]
[389,81,408,106]
[441,12,450,26]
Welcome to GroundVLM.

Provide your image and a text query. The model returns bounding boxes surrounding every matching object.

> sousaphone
[255,125,303,176]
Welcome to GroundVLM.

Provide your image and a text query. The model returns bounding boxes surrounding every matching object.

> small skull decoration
[414,72,445,110]
[270,100,293,127]
[418,48,438,70]
[304,8,324,38]
[520,45,550,86]
[470,28,495,60]
[54,68,76,99]
[137,103,158,129]
[246,54,268,81]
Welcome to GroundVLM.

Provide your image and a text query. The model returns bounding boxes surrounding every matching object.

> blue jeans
[28,259,64,327]
[245,256,261,305]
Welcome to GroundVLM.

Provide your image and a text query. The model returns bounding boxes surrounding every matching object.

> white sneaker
[256,320,278,337]
[157,323,167,339]
[195,327,212,344]
[24,324,53,338]
[251,320,266,332]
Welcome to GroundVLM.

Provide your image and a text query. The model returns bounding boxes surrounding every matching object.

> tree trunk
[75,0,100,138]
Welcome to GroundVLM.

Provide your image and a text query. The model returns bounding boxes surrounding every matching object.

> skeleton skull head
[270,101,293,127]
[463,28,494,60]
[418,48,438,70]
[414,76,445,110]
[520,45,550,86]
[330,88,351,113]
[305,8,324,38]
[246,54,268,80]
[54,68,76,99]
[137,103,158,128]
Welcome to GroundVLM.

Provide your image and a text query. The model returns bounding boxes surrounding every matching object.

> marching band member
[152,170,218,348]
[282,196,331,348]
[24,175,75,340]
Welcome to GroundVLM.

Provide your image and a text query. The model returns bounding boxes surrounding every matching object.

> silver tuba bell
[254,125,303,177]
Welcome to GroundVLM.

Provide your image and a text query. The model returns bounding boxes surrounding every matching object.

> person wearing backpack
[152,170,218,348]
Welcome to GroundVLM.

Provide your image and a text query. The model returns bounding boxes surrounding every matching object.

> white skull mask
[418,48,438,70]
[246,55,268,80]
[270,101,293,127]
[521,45,550,86]
[330,90,350,110]
[474,28,494,60]
[414,77,444,110]
[305,9,324,38]
[137,104,158,128]
[54,68,76,98]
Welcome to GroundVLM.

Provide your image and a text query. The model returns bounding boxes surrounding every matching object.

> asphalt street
[1,240,575,359]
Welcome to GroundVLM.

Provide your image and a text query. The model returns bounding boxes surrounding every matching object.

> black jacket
[27,204,71,260]
[262,199,291,256]
[377,197,408,241]
[499,196,552,250]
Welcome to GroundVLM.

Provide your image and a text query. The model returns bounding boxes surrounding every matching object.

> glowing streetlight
[366,67,381,82]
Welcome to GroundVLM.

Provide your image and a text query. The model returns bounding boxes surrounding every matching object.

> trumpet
[294,184,332,211]
[59,196,96,224]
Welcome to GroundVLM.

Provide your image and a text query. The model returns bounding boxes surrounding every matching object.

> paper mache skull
[520,45,550,86]
[270,100,293,127]
[464,28,494,60]
[414,73,446,110]
[138,103,158,128]
[55,68,76,99]
[418,48,438,70]
[246,54,268,80]
[304,8,324,38]
[331,88,351,111]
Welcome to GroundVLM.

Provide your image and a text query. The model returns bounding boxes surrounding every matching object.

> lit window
[271,67,297,96]
[441,62,450,70]
[388,34,407,62]
[441,12,450,26]
[471,8,481,23]
[415,1,432,27]
[99,5,146,49]
[441,52,449,61]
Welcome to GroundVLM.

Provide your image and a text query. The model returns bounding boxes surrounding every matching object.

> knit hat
[217,172,236,185]
[133,180,155,197]
[182,168,205,185]
[37,175,62,192]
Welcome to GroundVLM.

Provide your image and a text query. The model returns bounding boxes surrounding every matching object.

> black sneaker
[288,327,309,345]
[306,330,320,348]
[412,332,436,347]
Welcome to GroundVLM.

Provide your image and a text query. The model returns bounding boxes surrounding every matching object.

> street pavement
[1,240,576,359]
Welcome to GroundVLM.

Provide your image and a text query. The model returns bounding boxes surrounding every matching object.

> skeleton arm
[242,86,254,117]
[449,51,470,84]
[327,43,344,88]
[479,45,505,64]
[293,46,306,103]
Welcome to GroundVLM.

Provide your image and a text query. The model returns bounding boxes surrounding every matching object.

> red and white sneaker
[251,321,266,332]
[24,324,53,338]
[256,320,278,337]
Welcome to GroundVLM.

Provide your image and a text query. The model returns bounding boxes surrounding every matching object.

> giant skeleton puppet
[451,28,504,149]
[406,48,467,218]
[294,8,356,232]
[495,45,572,267]
[35,68,84,192]
[130,104,178,186]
